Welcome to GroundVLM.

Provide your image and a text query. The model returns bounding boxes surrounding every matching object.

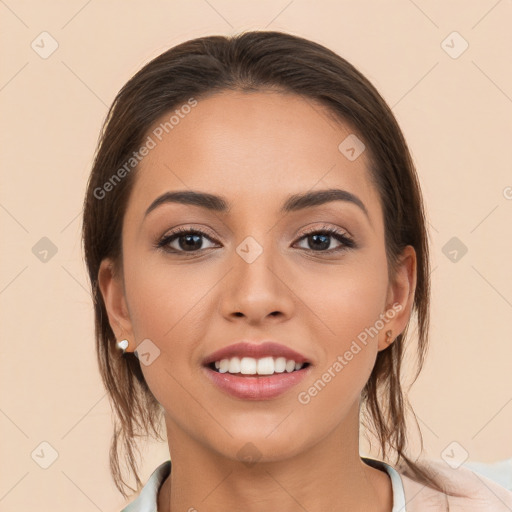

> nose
[219,242,295,325]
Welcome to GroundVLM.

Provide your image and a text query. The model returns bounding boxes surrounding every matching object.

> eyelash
[155,224,356,256]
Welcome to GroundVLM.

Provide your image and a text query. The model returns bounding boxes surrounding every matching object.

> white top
[120,456,512,512]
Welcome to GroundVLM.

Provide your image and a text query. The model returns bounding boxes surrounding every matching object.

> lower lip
[202,365,312,400]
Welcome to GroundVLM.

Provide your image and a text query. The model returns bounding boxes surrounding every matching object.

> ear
[378,245,417,352]
[98,258,135,353]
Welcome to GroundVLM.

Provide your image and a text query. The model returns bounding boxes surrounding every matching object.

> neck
[157,408,393,512]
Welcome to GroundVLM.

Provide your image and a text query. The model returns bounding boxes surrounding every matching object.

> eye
[155,224,356,255]
[156,227,219,253]
[294,225,355,253]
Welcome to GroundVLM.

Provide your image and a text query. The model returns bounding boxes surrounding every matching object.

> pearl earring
[385,330,394,344]
[117,339,129,353]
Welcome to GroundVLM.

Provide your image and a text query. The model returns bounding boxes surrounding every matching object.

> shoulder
[398,457,512,512]
[120,460,171,512]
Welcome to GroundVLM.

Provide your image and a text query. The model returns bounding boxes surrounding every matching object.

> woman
[81,31,512,511]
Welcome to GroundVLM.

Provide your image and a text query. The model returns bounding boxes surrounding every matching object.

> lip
[202,341,310,366]
[202,364,312,400]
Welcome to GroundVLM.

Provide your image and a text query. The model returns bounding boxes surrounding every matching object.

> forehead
[126,90,380,222]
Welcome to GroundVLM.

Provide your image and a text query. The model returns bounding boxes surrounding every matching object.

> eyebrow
[144,188,370,220]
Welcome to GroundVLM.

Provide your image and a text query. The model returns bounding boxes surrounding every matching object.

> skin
[99,90,417,512]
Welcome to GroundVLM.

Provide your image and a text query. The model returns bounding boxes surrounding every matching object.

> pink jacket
[400,459,512,511]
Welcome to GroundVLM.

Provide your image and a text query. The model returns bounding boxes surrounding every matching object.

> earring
[385,330,394,345]
[117,339,129,354]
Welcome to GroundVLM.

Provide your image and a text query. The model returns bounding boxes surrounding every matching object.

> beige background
[1,1,511,510]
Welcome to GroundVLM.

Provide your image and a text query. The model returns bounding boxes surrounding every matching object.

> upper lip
[203,341,311,366]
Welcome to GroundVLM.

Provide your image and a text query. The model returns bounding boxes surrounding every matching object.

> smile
[202,360,312,400]
[210,356,309,375]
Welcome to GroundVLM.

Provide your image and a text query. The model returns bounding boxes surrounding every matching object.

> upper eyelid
[300,224,352,237]
[162,224,351,240]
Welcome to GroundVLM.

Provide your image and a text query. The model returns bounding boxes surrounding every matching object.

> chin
[209,431,309,465]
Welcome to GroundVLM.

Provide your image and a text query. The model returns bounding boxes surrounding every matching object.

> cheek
[123,259,214,412]
[304,253,389,343]
[124,255,212,343]
[295,279,388,425]
[300,253,389,391]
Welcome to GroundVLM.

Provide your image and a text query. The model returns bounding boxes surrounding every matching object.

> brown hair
[82,30,456,498]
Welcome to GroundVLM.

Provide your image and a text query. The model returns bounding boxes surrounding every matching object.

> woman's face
[100,90,415,463]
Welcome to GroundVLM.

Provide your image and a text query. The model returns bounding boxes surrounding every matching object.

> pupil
[180,234,202,251]
[310,234,329,250]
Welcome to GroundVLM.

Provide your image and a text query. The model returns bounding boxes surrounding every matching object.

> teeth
[274,357,287,373]
[219,359,230,373]
[228,357,241,373]
[257,356,273,375]
[240,357,257,374]
[214,356,305,375]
